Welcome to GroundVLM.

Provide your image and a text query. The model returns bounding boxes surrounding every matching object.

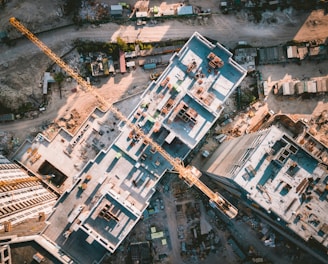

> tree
[54,72,65,84]
[117,37,128,52]
[54,72,65,99]
[240,90,257,108]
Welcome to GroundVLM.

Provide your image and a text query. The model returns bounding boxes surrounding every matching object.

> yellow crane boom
[9,17,238,219]
[0,177,40,187]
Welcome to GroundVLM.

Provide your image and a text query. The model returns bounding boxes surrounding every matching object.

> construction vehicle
[149,72,162,81]
[9,17,238,219]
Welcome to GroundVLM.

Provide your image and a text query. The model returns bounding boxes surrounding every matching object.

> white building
[204,125,328,250]
[0,155,57,232]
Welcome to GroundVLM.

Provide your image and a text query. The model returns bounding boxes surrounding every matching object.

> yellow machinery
[0,176,40,188]
[9,17,238,219]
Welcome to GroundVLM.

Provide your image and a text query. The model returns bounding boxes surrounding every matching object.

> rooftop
[206,125,328,249]
[134,32,246,150]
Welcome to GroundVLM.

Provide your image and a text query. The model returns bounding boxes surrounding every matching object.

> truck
[214,134,227,143]
[150,72,162,80]
[68,204,84,223]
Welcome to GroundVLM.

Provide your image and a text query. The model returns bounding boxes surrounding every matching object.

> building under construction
[0,155,57,233]
[0,245,11,264]
[203,125,328,254]
[12,32,246,263]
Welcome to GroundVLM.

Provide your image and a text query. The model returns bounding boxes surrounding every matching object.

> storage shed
[111,5,123,16]
[282,82,295,95]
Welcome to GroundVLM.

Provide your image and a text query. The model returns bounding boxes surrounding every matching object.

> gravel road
[0,12,308,65]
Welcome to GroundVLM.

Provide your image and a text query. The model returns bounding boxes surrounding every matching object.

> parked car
[214,134,227,143]
[202,150,210,158]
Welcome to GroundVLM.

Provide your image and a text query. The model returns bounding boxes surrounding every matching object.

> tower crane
[0,177,40,188]
[9,17,238,219]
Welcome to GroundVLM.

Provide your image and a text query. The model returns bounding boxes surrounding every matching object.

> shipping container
[143,63,157,70]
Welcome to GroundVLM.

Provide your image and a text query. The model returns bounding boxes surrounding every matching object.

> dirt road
[0,11,309,65]
[0,9,309,114]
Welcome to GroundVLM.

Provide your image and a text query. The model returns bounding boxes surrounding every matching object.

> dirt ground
[11,241,59,264]
[293,9,328,42]
[0,0,70,37]
[0,52,51,111]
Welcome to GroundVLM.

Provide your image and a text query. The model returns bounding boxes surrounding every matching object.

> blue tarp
[0,114,14,121]
[143,63,156,70]
[177,6,193,16]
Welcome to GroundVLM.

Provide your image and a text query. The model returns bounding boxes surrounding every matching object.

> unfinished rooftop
[205,126,328,249]
[81,193,139,252]
[13,108,121,192]
[128,32,246,151]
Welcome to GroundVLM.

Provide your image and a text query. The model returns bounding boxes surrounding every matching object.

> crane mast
[9,17,238,219]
